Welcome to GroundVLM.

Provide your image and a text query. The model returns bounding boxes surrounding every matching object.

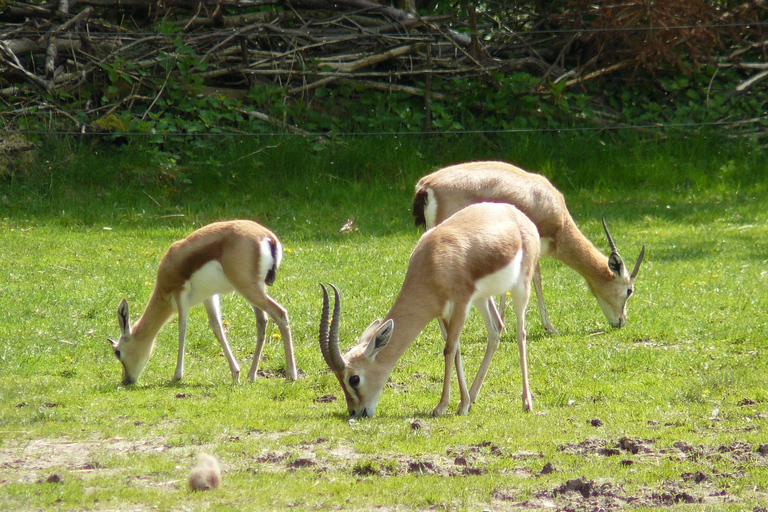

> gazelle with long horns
[319,202,540,418]
[108,220,297,385]
[413,161,645,330]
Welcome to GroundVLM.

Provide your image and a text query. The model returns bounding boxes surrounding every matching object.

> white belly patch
[472,249,523,301]
[184,260,235,307]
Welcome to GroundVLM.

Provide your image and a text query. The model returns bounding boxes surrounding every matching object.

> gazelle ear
[364,319,394,360]
[108,338,118,349]
[608,252,624,276]
[118,299,131,337]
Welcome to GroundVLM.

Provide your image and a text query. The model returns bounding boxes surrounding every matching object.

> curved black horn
[318,284,345,372]
[602,216,619,255]
[328,284,345,372]
[630,245,646,280]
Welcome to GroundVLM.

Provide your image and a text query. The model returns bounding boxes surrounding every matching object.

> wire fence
[2,4,766,141]
[2,118,764,138]
[5,20,767,37]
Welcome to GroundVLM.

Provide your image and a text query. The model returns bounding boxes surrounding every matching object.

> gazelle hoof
[522,395,533,412]
[432,405,447,417]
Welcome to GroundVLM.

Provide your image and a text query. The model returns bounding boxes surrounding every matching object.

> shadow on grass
[3,132,766,242]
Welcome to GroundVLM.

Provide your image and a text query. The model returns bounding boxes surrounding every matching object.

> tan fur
[328,202,540,417]
[109,220,297,385]
[188,453,221,491]
[415,161,644,328]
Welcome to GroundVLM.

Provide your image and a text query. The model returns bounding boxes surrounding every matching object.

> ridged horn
[602,216,619,255]
[630,245,646,280]
[319,283,345,372]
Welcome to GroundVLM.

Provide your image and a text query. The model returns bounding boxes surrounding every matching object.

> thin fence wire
[2,10,765,140]
[1,118,763,138]
[4,21,768,38]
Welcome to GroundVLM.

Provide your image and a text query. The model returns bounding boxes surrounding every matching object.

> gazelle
[318,202,540,418]
[108,220,297,385]
[413,161,645,330]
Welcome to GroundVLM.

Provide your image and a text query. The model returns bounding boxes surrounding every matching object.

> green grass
[0,132,767,510]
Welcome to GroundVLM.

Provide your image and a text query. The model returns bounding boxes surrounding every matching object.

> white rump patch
[424,188,438,229]
[184,260,235,307]
[472,249,524,301]
[259,237,277,279]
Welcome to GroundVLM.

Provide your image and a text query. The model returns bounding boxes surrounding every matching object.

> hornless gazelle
[413,161,645,330]
[108,220,297,385]
[318,202,540,418]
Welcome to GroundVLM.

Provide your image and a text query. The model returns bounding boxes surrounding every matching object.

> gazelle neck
[131,290,175,347]
[374,284,441,371]
[554,222,614,285]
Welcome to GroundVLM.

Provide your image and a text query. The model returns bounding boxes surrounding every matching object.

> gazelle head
[318,284,394,418]
[591,218,645,328]
[108,299,151,385]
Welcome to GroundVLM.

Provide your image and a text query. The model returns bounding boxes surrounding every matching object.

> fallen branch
[324,43,426,73]
[238,109,312,135]
[564,60,633,88]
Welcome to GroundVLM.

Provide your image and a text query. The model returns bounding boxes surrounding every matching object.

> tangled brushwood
[0,0,766,136]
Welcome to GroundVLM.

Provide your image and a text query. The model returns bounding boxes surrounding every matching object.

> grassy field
[0,133,767,511]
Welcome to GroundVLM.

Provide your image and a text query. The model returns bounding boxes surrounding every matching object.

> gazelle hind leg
[203,295,241,384]
[511,285,533,411]
[262,297,297,380]
[239,287,297,381]
[468,297,503,404]
[246,306,268,382]
[533,262,558,334]
[173,293,189,383]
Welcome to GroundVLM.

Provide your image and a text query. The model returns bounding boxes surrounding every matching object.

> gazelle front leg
[246,306,268,382]
[433,311,468,417]
[203,295,241,384]
[454,345,471,415]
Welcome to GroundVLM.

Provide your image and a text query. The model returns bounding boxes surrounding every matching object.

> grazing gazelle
[318,202,540,418]
[108,220,297,385]
[413,161,645,330]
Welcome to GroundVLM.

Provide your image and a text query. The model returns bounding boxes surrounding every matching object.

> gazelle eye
[349,375,361,387]
[114,350,121,360]
[627,288,633,298]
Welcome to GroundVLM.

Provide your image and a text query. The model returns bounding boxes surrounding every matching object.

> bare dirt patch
[494,477,740,511]
[489,436,768,511]
[0,436,191,486]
